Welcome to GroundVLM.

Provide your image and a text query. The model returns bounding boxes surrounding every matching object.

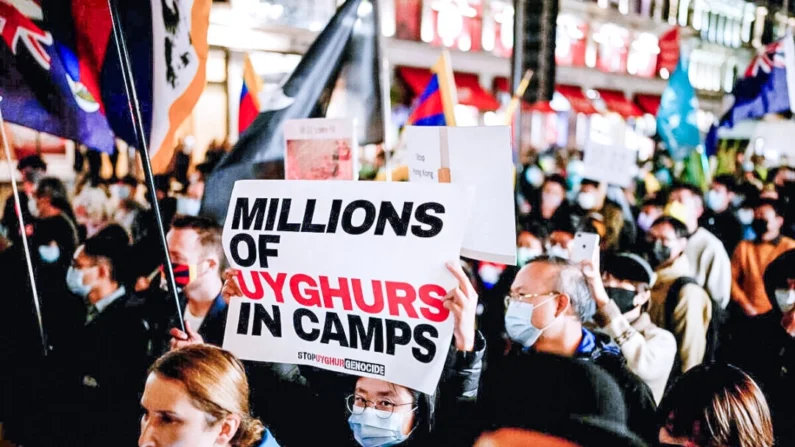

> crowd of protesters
[0,142,794,447]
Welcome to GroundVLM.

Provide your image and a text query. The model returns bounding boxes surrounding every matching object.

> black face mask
[751,218,769,238]
[648,240,672,267]
[605,287,638,314]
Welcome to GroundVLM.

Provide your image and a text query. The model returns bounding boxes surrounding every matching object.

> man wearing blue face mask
[491,255,658,445]
[41,225,154,447]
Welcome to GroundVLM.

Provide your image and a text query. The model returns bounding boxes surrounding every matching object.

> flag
[723,35,795,127]
[706,35,795,156]
[202,0,364,223]
[330,0,384,145]
[5,0,211,173]
[0,0,115,151]
[656,53,700,161]
[239,54,263,134]
[406,51,458,126]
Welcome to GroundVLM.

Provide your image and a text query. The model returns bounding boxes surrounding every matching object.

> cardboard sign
[284,118,356,180]
[222,180,473,394]
[405,126,516,265]
[582,142,638,187]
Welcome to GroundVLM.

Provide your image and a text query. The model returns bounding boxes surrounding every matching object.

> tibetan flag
[407,51,458,126]
[239,54,262,134]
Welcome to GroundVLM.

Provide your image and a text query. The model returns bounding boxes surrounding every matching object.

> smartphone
[570,232,600,265]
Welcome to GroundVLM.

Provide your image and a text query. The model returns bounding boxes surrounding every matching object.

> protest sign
[222,180,473,394]
[404,125,516,265]
[583,141,638,187]
[284,118,356,180]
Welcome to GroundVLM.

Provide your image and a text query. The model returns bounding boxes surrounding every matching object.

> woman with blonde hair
[657,363,774,447]
[139,345,279,447]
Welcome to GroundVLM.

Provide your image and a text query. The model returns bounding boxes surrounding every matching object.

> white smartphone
[570,232,600,265]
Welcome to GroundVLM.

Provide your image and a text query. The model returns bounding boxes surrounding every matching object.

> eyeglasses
[346,394,415,418]
[504,291,561,308]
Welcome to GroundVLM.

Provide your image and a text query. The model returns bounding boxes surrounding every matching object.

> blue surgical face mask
[176,197,201,216]
[504,297,562,348]
[349,408,413,447]
[66,266,94,298]
[38,245,60,264]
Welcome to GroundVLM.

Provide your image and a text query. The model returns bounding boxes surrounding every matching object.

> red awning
[596,89,644,118]
[454,72,501,111]
[555,84,598,115]
[398,66,500,112]
[635,94,662,115]
[493,76,510,94]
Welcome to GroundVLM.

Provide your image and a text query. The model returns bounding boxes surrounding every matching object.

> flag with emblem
[0,0,115,151]
[722,34,795,126]
[706,34,795,156]
[656,53,700,161]
[1,0,210,172]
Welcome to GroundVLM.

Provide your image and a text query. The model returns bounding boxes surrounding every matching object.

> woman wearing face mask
[582,253,676,404]
[140,344,279,447]
[219,262,485,447]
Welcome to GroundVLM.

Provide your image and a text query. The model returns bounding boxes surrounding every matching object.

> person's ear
[97,262,111,281]
[205,255,220,273]
[634,290,651,307]
[215,414,241,445]
[556,293,571,317]
[775,215,784,229]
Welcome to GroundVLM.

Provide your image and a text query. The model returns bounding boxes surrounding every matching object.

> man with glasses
[496,255,657,444]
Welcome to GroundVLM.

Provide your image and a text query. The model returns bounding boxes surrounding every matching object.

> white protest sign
[404,125,517,265]
[222,180,473,395]
[582,141,638,187]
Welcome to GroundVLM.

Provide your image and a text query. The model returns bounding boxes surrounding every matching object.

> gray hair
[529,255,596,322]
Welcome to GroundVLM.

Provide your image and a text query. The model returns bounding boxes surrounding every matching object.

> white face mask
[706,190,727,212]
[176,197,202,216]
[637,212,656,232]
[348,407,414,447]
[517,247,542,266]
[524,165,545,188]
[737,209,755,225]
[775,289,795,313]
[577,192,598,211]
[547,244,569,259]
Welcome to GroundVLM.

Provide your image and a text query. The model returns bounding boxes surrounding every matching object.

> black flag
[202,0,364,223]
[333,0,384,145]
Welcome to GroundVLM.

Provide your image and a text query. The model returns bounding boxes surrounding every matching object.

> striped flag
[238,54,263,134]
[407,51,458,126]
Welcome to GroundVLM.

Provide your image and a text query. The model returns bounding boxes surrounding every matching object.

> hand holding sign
[222,268,242,303]
[444,261,477,352]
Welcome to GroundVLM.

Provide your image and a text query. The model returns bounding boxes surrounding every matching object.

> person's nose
[138,418,157,447]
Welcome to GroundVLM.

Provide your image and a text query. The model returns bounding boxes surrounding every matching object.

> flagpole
[106,0,185,331]
[372,0,393,181]
[0,101,47,356]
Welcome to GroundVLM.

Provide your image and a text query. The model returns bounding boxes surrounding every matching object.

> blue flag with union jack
[722,35,795,127]
[0,1,115,151]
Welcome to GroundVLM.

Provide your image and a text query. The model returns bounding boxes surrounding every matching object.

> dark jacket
[490,329,658,445]
[42,289,154,447]
[575,328,658,444]
[250,331,486,447]
[152,292,228,355]
[700,209,743,256]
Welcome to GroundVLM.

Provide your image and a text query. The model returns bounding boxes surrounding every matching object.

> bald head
[475,428,581,447]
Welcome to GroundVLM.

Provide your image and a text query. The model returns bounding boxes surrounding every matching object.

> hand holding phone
[570,232,600,268]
